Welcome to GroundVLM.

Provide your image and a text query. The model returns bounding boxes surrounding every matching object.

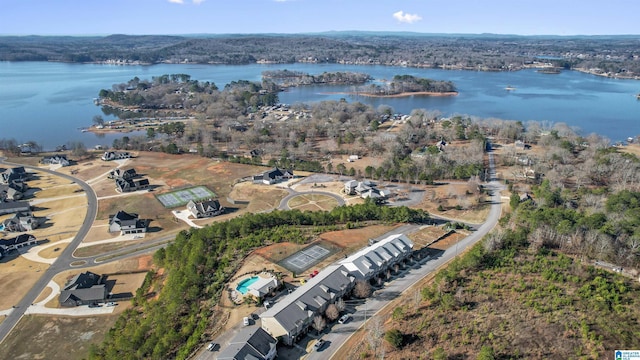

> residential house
[261,264,355,345]
[41,155,70,167]
[2,212,40,232]
[186,199,224,218]
[1,167,29,185]
[58,271,108,307]
[253,168,294,185]
[344,180,358,195]
[217,327,278,360]
[0,201,30,215]
[109,168,137,180]
[0,234,37,259]
[0,181,27,201]
[115,178,149,193]
[339,234,414,280]
[108,210,149,235]
[101,151,131,161]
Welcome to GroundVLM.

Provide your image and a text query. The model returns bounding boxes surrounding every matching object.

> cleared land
[287,193,339,211]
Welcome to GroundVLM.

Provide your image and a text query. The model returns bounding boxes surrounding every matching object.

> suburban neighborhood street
[0,158,98,343]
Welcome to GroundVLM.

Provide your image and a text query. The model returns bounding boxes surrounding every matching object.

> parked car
[338,314,351,324]
[88,302,101,308]
[105,302,117,307]
[207,342,217,351]
[243,317,250,326]
[314,339,325,351]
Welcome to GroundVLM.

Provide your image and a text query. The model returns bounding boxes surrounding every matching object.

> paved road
[0,159,98,343]
[300,150,503,360]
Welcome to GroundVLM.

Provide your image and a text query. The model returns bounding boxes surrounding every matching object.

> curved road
[0,159,98,343]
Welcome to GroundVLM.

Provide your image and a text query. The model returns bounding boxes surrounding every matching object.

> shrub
[384,328,404,348]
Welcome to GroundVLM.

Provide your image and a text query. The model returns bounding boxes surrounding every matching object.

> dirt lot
[0,255,48,309]
[0,315,118,360]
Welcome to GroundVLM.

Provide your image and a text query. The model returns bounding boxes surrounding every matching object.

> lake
[0,61,638,150]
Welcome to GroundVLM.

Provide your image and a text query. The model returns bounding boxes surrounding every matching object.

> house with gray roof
[0,182,26,202]
[101,151,131,161]
[339,234,414,280]
[1,167,30,185]
[108,210,149,235]
[41,155,70,167]
[187,199,224,218]
[0,201,30,216]
[216,327,277,360]
[261,264,355,345]
[253,168,294,185]
[0,234,37,259]
[115,177,149,193]
[2,212,40,232]
[109,168,137,180]
[58,271,107,307]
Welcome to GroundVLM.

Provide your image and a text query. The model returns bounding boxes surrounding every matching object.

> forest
[0,33,639,77]
[368,187,640,358]
[86,201,429,359]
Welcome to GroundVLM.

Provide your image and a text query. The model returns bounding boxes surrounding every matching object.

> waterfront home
[108,168,137,180]
[101,151,131,161]
[41,155,70,167]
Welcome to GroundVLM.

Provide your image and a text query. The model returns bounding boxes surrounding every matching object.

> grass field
[155,185,216,208]
[287,193,339,211]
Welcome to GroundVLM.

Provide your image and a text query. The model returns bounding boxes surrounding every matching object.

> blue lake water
[1,61,638,150]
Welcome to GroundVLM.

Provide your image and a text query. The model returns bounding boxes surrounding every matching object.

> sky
[1,0,639,36]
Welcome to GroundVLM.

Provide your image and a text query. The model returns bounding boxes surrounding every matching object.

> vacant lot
[287,193,339,211]
[0,255,48,309]
[0,315,118,360]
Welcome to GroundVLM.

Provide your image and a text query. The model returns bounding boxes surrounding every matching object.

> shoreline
[320,91,459,98]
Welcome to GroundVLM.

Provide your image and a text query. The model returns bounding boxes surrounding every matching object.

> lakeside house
[186,199,224,218]
[0,234,37,259]
[41,154,70,167]
[101,151,131,161]
[58,271,108,307]
[108,210,149,235]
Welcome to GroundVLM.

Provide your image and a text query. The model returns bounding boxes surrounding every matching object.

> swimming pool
[236,276,259,295]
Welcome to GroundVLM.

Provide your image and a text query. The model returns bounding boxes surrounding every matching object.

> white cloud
[393,10,422,24]
[168,0,184,3]
[192,0,205,4]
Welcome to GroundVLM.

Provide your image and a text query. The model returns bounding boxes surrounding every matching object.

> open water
[0,61,638,150]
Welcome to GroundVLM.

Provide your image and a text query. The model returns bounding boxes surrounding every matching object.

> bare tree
[312,315,326,335]
[325,304,339,322]
[367,316,384,358]
[353,279,372,298]
[335,298,346,313]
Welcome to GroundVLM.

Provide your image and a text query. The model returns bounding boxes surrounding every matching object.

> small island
[353,74,457,97]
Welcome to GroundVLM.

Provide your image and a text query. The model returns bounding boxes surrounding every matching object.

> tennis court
[280,244,332,273]
[156,186,217,208]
